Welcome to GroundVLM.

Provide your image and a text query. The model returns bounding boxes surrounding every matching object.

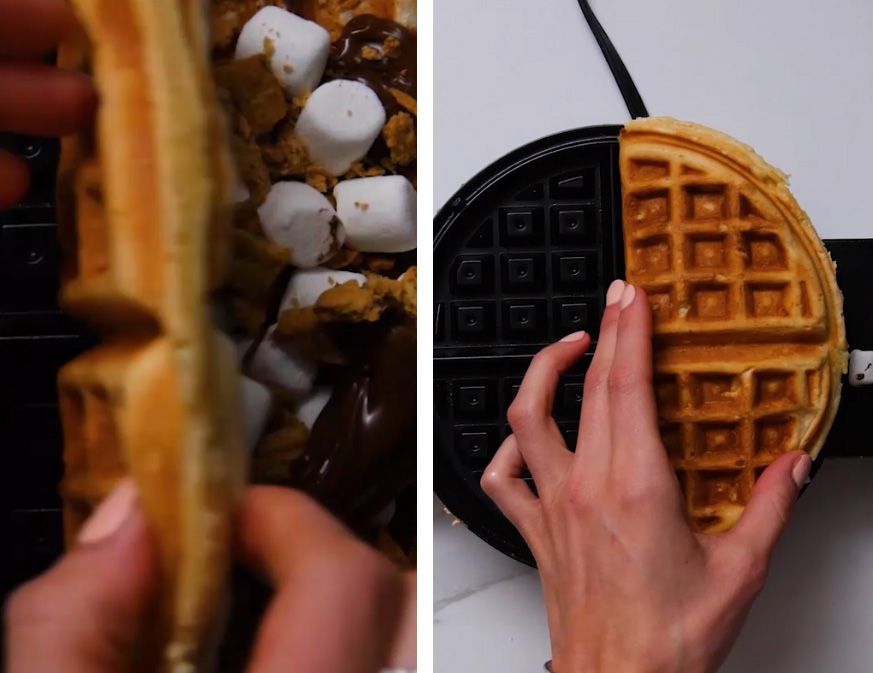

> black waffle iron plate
[433,126,873,566]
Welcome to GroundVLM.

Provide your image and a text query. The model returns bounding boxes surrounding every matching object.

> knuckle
[607,365,647,397]
[5,580,46,625]
[480,468,500,498]
[583,366,608,393]
[562,479,593,514]
[506,400,533,433]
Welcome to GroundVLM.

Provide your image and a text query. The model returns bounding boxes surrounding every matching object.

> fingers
[239,487,405,673]
[385,572,416,668]
[0,63,96,136]
[5,480,158,673]
[481,435,540,538]
[507,331,590,482]
[576,280,625,450]
[607,285,664,467]
[728,452,810,562]
[0,149,29,209]
[0,0,76,58]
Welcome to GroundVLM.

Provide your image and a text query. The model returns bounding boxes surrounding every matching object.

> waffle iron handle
[575,0,650,119]
[822,239,873,457]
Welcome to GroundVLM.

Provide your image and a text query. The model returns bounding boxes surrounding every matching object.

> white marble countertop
[435,1,873,671]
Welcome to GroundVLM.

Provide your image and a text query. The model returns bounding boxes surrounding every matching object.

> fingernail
[560,330,587,343]
[791,454,812,490]
[620,284,636,309]
[78,478,138,545]
[605,279,626,306]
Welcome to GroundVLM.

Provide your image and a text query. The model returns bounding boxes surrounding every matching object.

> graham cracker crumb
[383,112,416,166]
[305,166,338,193]
[361,45,382,61]
[344,161,386,179]
[388,88,417,116]
[383,35,401,59]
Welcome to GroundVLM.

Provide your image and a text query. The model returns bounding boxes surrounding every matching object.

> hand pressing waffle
[54,0,417,669]
[620,117,847,532]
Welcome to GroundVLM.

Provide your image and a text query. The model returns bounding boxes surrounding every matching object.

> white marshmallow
[248,325,317,398]
[294,386,332,430]
[280,268,366,312]
[235,6,330,96]
[849,350,873,387]
[334,175,417,252]
[241,376,273,450]
[258,182,346,268]
[295,80,386,175]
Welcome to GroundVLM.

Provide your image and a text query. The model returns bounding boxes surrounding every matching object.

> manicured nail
[560,330,587,343]
[620,284,636,309]
[791,454,812,490]
[605,279,626,306]
[78,478,137,545]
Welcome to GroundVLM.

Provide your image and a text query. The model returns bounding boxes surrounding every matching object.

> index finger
[238,487,406,673]
[0,0,76,58]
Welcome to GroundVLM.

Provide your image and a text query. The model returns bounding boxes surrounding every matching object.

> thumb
[729,451,811,561]
[5,479,158,673]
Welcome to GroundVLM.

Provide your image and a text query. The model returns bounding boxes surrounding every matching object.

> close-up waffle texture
[620,117,847,532]
[56,1,245,670]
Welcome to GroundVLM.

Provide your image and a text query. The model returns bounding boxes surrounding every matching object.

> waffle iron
[433,2,873,566]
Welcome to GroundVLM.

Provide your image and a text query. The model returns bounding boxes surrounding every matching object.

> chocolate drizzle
[327,14,417,118]
[294,322,416,528]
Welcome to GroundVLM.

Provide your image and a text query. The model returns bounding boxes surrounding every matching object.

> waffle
[56,1,245,670]
[619,117,847,533]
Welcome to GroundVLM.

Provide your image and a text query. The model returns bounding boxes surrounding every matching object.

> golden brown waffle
[57,1,245,670]
[619,117,847,533]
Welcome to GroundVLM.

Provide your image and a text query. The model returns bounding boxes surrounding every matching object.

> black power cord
[576,0,650,119]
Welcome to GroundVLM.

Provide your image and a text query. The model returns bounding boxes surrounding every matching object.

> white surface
[435,0,873,239]
[435,1,873,671]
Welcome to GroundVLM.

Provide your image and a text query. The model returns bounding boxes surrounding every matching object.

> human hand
[0,0,96,208]
[5,482,415,673]
[482,280,810,673]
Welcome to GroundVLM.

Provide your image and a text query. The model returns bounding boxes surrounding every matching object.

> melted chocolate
[295,323,416,528]
[327,14,417,118]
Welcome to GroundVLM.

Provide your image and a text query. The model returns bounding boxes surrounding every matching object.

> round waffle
[620,117,847,532]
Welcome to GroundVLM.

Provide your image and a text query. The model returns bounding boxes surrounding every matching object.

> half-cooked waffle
[57,1,245,670]
[620,117,847,533]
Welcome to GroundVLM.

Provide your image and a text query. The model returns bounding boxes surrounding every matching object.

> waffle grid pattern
[621,134,835,531]
[624,159,820,333]
[435,159,614,352]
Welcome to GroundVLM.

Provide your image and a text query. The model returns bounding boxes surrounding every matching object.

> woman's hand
[0,0,96,208]
[4,482,416,673]
[482,280,811,673]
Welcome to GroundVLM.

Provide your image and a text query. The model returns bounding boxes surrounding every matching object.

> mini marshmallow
[849,350,873,387]
[295,80,386,175]
[280,267,366,312]
[235,6,330,96]
[241,376,273,450]
[247,325,317,398]
[334,175,417,252]
[294,386,332,430]
[258,182,346,268]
